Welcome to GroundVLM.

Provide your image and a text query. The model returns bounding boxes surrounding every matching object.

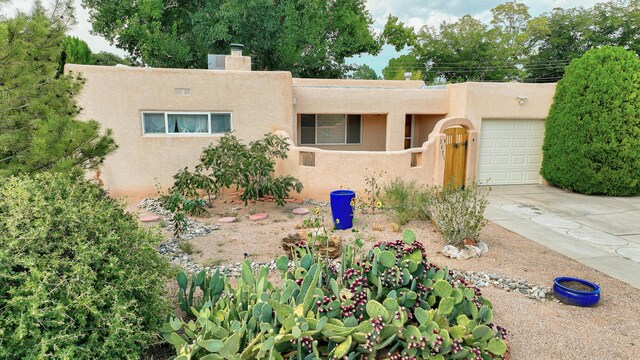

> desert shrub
[162,230,508,359]
[382,178,436,225]
[541,46,640,196]
[431,183,489,246]
[0,173,171,359]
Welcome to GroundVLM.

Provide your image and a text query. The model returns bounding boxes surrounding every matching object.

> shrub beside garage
[0,173,171,359]
[541,46,640,196]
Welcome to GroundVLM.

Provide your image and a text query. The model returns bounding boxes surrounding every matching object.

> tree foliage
[351,64,379,79]
[61,35,93,64]
[541,46,640,196]
[0,5,117,177]
[382,54,422,80]
[93,51,132,66]
[382,0,640,83]
[81,0,381,78]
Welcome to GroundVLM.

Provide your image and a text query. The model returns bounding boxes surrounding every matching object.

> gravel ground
[133,196,640,360]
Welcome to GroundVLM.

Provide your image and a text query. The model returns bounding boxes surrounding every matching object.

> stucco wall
[68,65,293,198]
[445,82,556,185]
[413,114,446,146]
[275,132,435,201]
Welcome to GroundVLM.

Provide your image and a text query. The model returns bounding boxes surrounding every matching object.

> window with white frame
[142,112,232,135]
[300,114,361,145]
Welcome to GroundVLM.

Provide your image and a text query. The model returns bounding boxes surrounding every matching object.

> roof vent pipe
[230,43,244,56]
[404,72,411,81]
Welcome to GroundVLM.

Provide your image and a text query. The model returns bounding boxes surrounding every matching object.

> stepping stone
[292,207,309,215]
[249,213,269,221]
[218,217,237,223]
[140,214,162,223]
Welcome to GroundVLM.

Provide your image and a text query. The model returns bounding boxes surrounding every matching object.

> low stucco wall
[68,65,294,198]
[274,131,436,201]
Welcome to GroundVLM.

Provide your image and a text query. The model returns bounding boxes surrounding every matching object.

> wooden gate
[443,127,468,188]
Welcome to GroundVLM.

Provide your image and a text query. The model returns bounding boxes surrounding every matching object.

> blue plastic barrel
[330,190,355,230]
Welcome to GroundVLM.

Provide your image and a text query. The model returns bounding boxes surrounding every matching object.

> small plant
[360,169,385,214]
[178,241,198,255]
[431,182,489,246]
[175,270,226,316]
[382,178,436,225]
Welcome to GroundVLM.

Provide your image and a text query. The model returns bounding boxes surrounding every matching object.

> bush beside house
[0,173,171,359]
[541,46,640,196]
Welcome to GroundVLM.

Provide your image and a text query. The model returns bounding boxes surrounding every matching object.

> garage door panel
[478,119,545,185]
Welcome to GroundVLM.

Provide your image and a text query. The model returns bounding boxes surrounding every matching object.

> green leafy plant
[382,178,436,225]
[541,46,640,196]
[431,183,489,246]
[161,229,508,359]
[0,173,170,359]
[163,133,303,219]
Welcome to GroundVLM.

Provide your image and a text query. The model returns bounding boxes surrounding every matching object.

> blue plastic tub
[330,190,355,230]
[553,277,601,307]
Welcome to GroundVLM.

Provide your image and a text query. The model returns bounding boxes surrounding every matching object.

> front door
[443,127,468,187]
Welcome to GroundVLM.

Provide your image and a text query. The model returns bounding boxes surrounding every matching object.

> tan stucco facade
[68,64,556,200]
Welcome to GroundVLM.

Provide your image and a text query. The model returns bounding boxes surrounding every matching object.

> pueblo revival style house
[68,47,555,200]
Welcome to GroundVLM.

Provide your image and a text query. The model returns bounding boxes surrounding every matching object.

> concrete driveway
[485,185,640,289]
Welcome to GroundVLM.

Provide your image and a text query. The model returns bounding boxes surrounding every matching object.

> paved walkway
[485,184,640,289]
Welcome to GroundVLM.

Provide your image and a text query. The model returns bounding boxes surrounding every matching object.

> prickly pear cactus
[161,229,508,359]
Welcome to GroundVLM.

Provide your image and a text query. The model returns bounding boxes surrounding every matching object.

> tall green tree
[93,51,133,66]
[524,7,593,82]
[81,0,381,78]
[0,4,117,177]
[413,15,501,83]
[351,64,380,79]
[541,46,640,196]
[382,54,422,80]
[58,35,93,74]
[489,1,532,79]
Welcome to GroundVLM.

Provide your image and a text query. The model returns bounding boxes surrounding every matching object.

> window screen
[300,114,316,145]
[346,115,361,144]
[143,113,165,134]
[211,113,231,133]
[167,114,209,133]
[316,114,346,144]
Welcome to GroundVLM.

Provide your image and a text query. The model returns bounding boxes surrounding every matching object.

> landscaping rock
[281,229,342,258]
[292,207,309,215]
[218,216,237,223]
[140,214,162,223]
[249,213,269,221]
[442,245,460,258]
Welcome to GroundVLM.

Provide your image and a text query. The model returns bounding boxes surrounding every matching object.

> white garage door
[478,119,545,185]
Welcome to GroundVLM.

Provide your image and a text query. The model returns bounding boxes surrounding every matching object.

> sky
[2,0,606,75]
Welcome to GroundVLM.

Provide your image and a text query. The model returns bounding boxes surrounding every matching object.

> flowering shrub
[431,183,489,246]
[162,229,508,359]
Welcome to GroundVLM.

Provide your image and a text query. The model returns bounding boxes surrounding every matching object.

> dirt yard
[135,194,640,360]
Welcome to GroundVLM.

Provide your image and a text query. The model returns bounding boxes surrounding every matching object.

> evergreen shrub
[0,173,170,359]
[541,46,640,196]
